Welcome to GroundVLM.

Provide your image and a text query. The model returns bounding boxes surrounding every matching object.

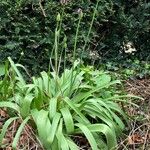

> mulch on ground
[116,78,150,150]
[0,109,42,150]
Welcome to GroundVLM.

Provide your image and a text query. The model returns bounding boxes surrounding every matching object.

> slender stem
[63,38,67,71]
[69,13,82,96]
[81,0,99,61]
[73,14,82,63]
[54,29,58,74]
[48,22,59,73]
[57,8,65,75]
[48,8,64,74]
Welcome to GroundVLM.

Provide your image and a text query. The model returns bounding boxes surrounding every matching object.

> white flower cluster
[60,0,70,5]
[123,42,136,54]
[89,50,100,60]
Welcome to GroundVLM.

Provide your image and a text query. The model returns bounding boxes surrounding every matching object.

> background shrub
[0,0,149,74]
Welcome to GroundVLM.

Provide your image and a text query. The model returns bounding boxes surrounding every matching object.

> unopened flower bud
[64,43,67,48]
[64,35,67,43]
[77,8,83,18]
[21,51,24,56]
[80,11,83,18]
[56,13,61,22]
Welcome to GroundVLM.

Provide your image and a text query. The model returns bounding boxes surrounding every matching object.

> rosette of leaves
[0,58,133,150]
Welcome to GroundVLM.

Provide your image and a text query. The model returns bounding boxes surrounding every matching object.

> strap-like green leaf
[106,101,128,122]
[0,102,19,112]
[64,97,89,124]
[8,57,25,86]
[107,110,125,131]
[75,123,98,150]
[88,98,125,130]
[67,137,79,150]
[12,116,30,150]
[72,80,121,103]
[49,97,57,120]
[60,107,74,133]
[0,117,18,146]
[31,109,51,149]
[20,94,34,119]
[0,64,5,76]
[86,124,117,150]
[83,107,118,135]
[85,99,113,120]
[56,119,63,150]
[56,119,69,150]
[47,113,61,144]
[60,134,69,150]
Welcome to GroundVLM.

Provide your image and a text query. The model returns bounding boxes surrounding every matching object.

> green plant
[0,57,134,149]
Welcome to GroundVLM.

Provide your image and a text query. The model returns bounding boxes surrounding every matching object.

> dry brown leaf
[2,138,9,145]
[0,109,8,118]
[128,133,144,145]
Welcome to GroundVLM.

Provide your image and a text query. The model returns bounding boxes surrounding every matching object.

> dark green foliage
[0,0,149,74]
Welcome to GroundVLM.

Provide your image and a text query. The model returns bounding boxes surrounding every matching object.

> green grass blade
[93,99,125,130]
[47,113,61,144]
[25,84,36,94]
[0,117,19,146]
[106,101,128,122]
[75,123,98,150]
[31,109,51,149]
[15,64,30,78]
[12,116,30,150]
[72,92,91,104]
[0,102,19,112]
[49,97,57,121]
[56,119,69,150]
[107,110,125,130]
[8,57,25,85]
[104,95,143,106]
[85,99,113,120]
[64,97,89,124]
[60,134,69,150]
[84,105,120,134]
[41,71,49,93]
[51,137,59,150]
[0,64,5,76]
[60,107,74,133]
[56,119,63,149]
[67,138,79,150]
[86,124,117,150]
[20,94,34,119]
[72,80,121,103]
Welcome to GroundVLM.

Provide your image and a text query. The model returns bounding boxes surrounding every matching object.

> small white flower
[21,51,24,56]
[89,51,100,59]
[124,47,136,54]
[123,42,137,54]
[60,0,70,5]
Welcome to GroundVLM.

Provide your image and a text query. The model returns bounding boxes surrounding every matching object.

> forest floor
[0,78,150,150]
[116,78,150,150]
